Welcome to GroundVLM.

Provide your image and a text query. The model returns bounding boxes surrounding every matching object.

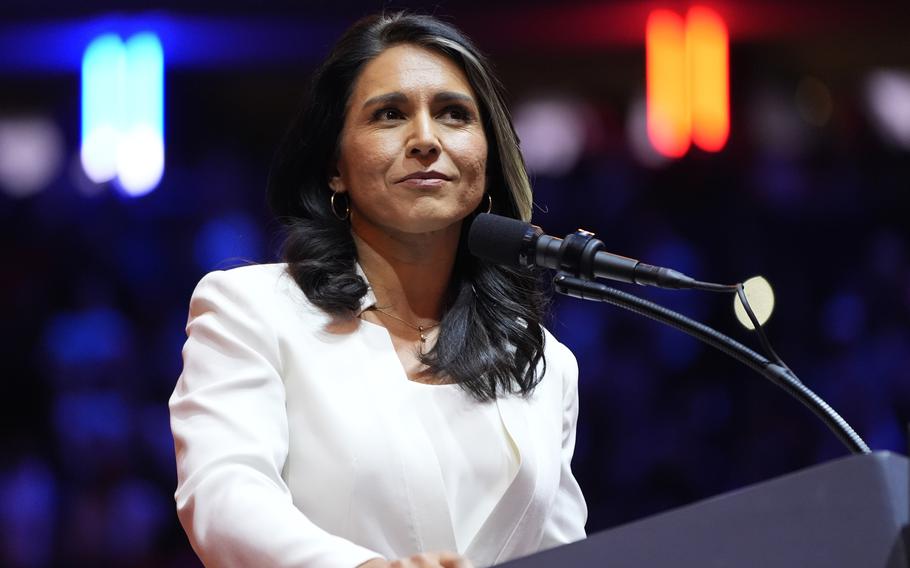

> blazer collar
[354,262,378,316]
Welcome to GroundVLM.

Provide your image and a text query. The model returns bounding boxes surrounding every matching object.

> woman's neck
[352,221,461,323]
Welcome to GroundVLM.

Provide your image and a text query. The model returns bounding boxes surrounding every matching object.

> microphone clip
[558,229,605,280]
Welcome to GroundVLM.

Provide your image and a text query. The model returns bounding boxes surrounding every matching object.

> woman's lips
[397,177,449,188]
[395,171,452,188]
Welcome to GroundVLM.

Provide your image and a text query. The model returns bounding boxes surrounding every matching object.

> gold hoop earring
[330,192,350,221]
[484,193,492,214]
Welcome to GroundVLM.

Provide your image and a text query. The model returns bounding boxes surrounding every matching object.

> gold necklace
[367,306,440,354]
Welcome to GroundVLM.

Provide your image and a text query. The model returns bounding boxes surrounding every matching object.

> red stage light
[646,9,690,158]
[646,6,729,157]
[688,6,729,152]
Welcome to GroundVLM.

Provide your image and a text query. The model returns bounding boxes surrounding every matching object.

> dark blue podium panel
[499,452,909,568]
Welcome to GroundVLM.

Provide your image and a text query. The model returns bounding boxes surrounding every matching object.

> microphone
[468,213,697,289]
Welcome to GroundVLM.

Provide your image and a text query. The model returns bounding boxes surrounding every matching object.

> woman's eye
[440,106,473,122]
[373,108,404,121]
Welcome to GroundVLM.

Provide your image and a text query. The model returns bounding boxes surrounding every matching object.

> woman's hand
[358,552,474,568]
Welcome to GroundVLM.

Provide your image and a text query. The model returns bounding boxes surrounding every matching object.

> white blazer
[169,263,587,568]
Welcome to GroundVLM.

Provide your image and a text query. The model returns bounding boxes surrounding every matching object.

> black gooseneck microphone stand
[551,228,871,455]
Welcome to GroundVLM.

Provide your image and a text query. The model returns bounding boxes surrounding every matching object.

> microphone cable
[689,279,791,374]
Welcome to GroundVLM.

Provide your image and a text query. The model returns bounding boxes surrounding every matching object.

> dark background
[2,1,909,566]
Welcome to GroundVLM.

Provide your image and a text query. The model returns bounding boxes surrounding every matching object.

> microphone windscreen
[468,213,531,267]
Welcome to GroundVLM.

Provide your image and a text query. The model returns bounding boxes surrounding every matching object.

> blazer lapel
[465,392,540,566]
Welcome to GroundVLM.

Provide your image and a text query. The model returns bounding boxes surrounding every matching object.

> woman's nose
[407,111,440,157]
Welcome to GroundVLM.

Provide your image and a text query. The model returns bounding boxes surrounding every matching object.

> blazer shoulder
[540,327,579,397]
[196,262,289,289]
[192,263,295,300]
[188,262,317,320]
[542,327,576,367]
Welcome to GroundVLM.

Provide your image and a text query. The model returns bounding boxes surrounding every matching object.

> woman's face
[330,43,488,238]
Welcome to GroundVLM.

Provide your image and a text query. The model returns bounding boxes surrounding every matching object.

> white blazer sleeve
[539,342,588,549]
[169,270,384,568]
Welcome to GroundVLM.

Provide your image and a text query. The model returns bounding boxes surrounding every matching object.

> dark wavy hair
[267,12,546,400]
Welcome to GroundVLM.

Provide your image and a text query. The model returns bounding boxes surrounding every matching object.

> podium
[498,451,909,567]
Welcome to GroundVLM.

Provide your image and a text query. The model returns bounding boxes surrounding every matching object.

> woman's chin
[399,216,466,236]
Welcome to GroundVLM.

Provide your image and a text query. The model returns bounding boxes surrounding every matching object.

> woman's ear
[327,166,346,193]
[328,178,344,193]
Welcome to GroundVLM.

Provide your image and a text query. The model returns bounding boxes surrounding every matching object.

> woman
[169,12,586,568]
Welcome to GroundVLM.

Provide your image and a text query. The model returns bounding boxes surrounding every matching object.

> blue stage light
[80,33,125,184]
[118,33,164,196]
[80,32,164,196]
[193,213,264,271]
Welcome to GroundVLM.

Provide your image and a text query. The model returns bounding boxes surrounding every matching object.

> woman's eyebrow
[362,92,407,109]
[433,91,475,105]
[361,91,476,109]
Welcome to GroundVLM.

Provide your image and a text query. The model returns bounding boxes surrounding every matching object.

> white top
[407,381,520,552]
[169,263,587,568]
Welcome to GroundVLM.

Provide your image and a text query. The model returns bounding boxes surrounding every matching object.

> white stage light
[734,276,775,330]
[0,116,64,197]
